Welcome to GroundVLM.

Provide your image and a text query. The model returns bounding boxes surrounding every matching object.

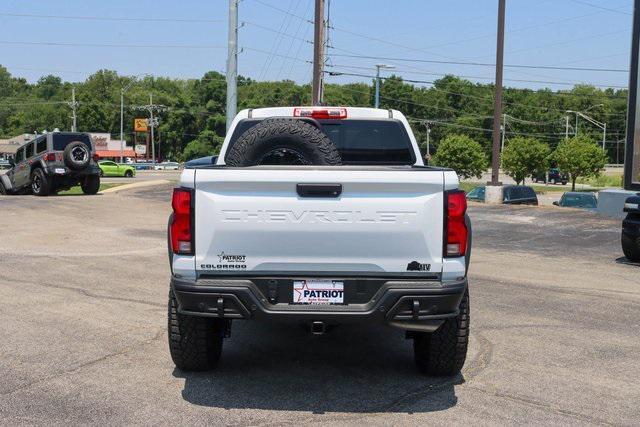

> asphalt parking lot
[1,185,638,425]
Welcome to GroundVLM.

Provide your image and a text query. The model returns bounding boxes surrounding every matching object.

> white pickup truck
[167,106,471,376]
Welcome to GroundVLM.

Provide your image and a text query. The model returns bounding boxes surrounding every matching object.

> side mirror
[552,201,559,206]
[624,196,640,213]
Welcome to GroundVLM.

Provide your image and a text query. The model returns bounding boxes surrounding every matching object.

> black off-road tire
[225,118,342,166]
[0,180,7,195]
[168,289,224,371]
[31,168,51,197]
[81,175,100,195]
[622,234,640,262]
[63,141,90,171]
[414,289,470,376]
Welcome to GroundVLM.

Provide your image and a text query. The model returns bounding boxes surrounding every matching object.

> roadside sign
[135,144,147,155]
[134,118,148,133]
[626,0,640,190]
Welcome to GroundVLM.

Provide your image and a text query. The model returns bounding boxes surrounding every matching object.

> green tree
[180,130,223,161]
[501,137,550,185]
[432,134,487,179]
[552,136,607,191]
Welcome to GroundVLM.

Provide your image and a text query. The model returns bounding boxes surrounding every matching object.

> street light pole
[374,64,394,108]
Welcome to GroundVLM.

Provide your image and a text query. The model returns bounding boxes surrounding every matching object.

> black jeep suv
[0,132,101,196]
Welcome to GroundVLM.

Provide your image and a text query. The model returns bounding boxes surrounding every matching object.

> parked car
[0,132,100,196]
[185,155,218,169]
[98,160,136,178]
[465,185,485,202]
[622,195,640,261]
[503,185,538,205]
[553,192,597,209]
[133,162,156,171]
[167,106,471,376]
[532,168,568,185]
[465,185,538,205]
[154,161,180,171]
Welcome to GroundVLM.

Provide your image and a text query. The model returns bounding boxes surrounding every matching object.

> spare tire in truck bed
[225,118,342,166]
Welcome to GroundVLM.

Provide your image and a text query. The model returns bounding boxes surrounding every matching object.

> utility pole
[133,94,166,163]
[120,74,149,163]
[70,87,78,132]
[489,0,506,188]
[226,0,238,132]
[312,0,325,105]
[374,64,395,109]
[565,115,570,139]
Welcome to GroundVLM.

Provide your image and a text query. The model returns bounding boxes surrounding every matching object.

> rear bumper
[44,165,101,177]
[171,275,467,332]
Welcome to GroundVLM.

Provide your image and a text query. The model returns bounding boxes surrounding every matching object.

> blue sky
[0,0,634,90]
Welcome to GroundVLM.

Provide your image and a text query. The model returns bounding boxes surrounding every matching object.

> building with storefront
[0,134,34,160]
[89,133,136,161]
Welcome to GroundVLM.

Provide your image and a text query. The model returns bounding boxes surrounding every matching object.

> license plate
[293,280,344,305]
[54,168,66,174]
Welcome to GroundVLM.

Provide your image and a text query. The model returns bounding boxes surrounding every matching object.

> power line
[388,6,629,54]
[242,20,310,44]
[251,0,314,24]
[326,53,629,73]
[244,46,312,64]
[567,0,632,15]
[0,11,225,23]
[0,40,225,49]
[325,68,627,90]
[326,70,627,120]
[258,0,300,80]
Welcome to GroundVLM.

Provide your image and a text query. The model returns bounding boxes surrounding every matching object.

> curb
[101,179,171,194]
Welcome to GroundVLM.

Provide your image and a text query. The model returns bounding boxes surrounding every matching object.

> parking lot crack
[1,328,165,397]
[466,385,616,426]
[0,274,164,308]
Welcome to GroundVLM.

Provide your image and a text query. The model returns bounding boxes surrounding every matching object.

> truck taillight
[45,153,56,162]
[171,188,194,255]
[293,107,347,119]
[444,190,468,257]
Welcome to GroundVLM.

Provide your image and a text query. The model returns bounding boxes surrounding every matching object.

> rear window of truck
[226,118,415,165]
[52,134,93,152]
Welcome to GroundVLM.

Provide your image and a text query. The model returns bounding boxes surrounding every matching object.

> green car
[98,161,136,178]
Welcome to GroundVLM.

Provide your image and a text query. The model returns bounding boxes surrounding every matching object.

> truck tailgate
[194,167,445,275]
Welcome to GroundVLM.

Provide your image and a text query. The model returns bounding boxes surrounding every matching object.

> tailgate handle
[297,183,342,198]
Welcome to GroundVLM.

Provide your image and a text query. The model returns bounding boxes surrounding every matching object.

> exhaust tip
[310,321,326,335]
